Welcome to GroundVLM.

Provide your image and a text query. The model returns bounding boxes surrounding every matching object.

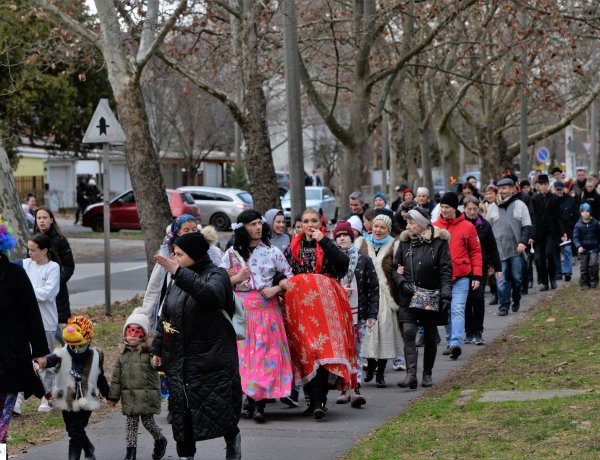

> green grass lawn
[344,284,600,459]
[7,299,139,455]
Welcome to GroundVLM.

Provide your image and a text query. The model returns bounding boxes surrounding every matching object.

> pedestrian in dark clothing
[554,181,578,281]
[529,175,566,291]
[390,184,408,212]
[333,221,378,408]
[74,178,89,225]
[0,217,50,442]
[573,203,600,289]
[151,232,242,460]
[578,179,600,220]
[343,191,369,222]
[571,168,588,199]
[517,179,534,205]
[86,179,102,204]
[463,197,502,345]
[33,207,75,344]
[393,207,452,389]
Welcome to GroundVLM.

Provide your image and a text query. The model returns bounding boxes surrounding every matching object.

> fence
[15,175,45,204]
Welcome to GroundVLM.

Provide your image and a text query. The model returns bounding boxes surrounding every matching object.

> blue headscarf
[169,214,197,242]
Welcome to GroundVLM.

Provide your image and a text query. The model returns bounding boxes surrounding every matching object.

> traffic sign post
[82,99,126,314]
[536,147,550,163]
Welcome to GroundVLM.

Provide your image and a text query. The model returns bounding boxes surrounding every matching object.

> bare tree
[34,0,188,272]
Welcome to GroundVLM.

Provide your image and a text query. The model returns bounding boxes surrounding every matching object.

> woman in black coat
[151,232,242,460]
[392,207,452,389]
[0,232,50,442]
[34,207,75,327]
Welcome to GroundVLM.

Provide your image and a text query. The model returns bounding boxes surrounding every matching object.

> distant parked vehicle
[177,186,253,231]
[281,186,338,224]
[82,189,199,232]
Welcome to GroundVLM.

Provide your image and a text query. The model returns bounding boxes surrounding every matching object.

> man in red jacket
[434,192,483,359]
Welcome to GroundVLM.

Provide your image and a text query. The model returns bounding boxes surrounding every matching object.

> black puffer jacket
[392,227,453,326]
[38,227,75,322]
[465,214,502,273]
[150,255,241,442]
[355,254,379,320]
[0,254,49,398]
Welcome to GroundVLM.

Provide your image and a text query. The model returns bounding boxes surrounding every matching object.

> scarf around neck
[339,243,359,284]
[364,232,393,250]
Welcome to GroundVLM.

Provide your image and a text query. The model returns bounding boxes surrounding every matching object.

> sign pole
[82,99,126,316]
[102,143,111,315]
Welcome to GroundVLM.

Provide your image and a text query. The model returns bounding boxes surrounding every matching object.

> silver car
[281,186,338,223]
[177,186,253,231]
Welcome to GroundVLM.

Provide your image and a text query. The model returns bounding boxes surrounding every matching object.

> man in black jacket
[529,175,567,290]
[554,181,578,281]
[579,178,600,220]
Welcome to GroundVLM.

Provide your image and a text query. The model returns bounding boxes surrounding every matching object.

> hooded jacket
[108,334,161,416]
[434,212,483,281]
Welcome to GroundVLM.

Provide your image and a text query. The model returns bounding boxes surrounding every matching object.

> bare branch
[134,0,189,84]
[33,0,99,48]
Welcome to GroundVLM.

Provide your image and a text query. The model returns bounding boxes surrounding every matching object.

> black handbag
[407,245,441,312]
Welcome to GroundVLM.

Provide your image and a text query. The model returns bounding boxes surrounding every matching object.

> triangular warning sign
[82,99,126,144]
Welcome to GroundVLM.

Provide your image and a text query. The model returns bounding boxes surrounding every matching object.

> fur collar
[400,227,451,242]
[118,334,154,354]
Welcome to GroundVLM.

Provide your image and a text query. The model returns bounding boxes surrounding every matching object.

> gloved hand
[401,282,415,296]
[439,299,451,314]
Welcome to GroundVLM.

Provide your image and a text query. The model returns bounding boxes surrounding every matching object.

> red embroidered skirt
[283,274,358,390]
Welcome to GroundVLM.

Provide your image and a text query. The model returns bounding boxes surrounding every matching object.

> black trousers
[176,409,240,457]
[465,275,487,334]
[535,235,557,286]
[303,366,329,407]
[580,251,599,286]
[62,410,94,458]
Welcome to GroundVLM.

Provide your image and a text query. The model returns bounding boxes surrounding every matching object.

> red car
[82,189,200,232]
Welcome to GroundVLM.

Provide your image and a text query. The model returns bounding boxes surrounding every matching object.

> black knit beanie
[440,192,459,209]
[174,232,209,262]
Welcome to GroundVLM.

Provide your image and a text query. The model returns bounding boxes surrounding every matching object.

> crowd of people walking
[2,166,600,460]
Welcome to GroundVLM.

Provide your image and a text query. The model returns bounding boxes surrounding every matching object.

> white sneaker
[38,397,53,413]
[13,393,24,415]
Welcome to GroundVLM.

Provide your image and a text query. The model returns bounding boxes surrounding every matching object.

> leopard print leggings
[125,414,163,447]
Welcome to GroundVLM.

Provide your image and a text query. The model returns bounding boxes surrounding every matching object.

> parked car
[177,186,253,231]
[82,189,199,232]
[281,186,338,224]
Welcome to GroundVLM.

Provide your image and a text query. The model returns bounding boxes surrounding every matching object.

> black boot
[152,436,168,460]
[364,358,377,382]
[422,342,437,387]
[489,292,498,305]
[375,359,387,388]
[82,437,96,460]
[68,440,83,460]
[253,400,266,423]
[243,396,255,419]
[225,432,242,460]
[123,446,136,460]
[397,346,418,389]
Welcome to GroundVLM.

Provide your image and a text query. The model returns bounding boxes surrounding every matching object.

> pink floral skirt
[236,290,293,400]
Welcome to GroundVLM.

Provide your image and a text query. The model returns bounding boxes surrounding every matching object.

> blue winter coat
[573,217,600,252]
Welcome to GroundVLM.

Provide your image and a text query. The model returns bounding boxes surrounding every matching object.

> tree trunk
[0,144,30,258]
[116,85,172,272]
[240,4,279,213]
[478,128,509,184]
[419,127,434,193]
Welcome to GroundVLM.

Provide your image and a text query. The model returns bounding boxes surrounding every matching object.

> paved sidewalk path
[14,279,571,460]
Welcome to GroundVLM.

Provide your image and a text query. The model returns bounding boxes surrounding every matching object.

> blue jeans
[498,256,523,312]
[445,277,469,347]
[555,244,573,277]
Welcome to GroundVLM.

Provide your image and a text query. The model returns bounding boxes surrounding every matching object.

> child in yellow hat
[37,315,109,460]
